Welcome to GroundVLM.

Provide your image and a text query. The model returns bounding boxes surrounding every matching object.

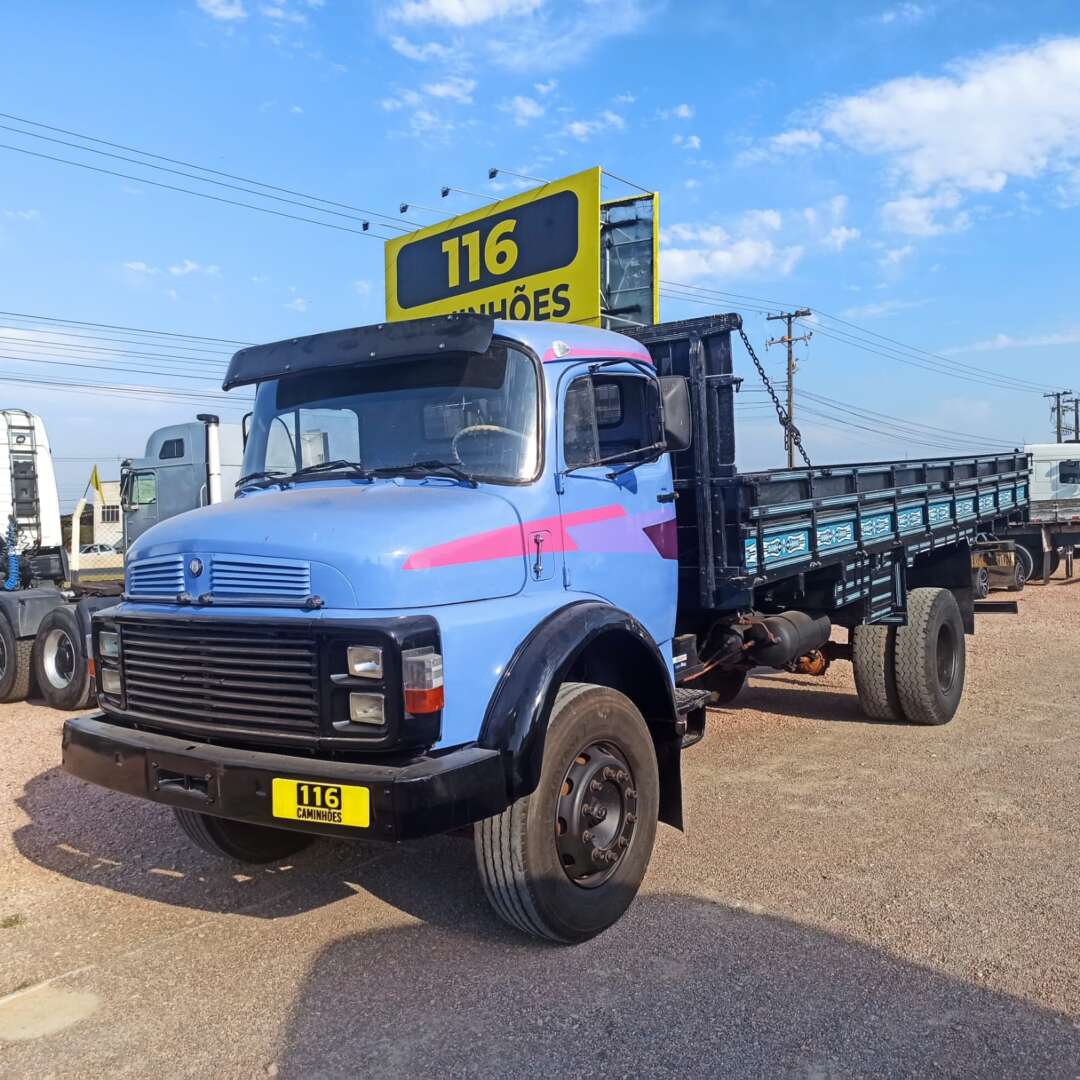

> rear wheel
[852,623,904,721]
[1008,562,1026,592]
[0,616,32,703]
[893,587,965,726]
[33,608,94,711]
[475,682,659,943]
[973,567,990,599]
[1014,544,1035,582]
[173,809,314,863]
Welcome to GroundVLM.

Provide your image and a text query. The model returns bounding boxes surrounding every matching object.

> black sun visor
[222,313,495,391]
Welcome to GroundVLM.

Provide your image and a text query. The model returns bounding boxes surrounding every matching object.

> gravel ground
[1,580,1078,1078]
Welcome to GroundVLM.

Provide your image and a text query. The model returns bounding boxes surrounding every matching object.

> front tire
[475,682,659,943]
[33,608,94,711]
[893,588,966,726]
[173,809,314,863]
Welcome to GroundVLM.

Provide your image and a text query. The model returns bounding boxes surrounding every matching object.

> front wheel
[173,809,315,863]
[475,683,659,943]
[33,608,94,711]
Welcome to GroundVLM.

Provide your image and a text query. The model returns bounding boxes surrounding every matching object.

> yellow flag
[89,465,105,501]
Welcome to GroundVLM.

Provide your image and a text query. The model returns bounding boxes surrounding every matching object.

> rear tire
[475,682,659,943]
[852,623,904,721]
[0,617,32,703]
[1008,562,1026,592]
[893,588,965,726]
[173,809,314,863]
[33,608,94,711]
[973,567,990,599]
[1014,544,1035,582]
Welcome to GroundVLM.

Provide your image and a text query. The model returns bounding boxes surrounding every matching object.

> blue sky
[2,0,1079,509]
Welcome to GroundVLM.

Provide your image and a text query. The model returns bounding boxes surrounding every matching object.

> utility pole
[1045,390,1074,443]
[1065,394,1080,442]
[767,309,813,467]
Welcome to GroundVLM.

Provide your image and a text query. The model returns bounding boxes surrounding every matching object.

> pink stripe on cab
[541,345,653,365]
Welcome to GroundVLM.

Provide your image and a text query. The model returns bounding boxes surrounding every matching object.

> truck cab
[63,315,694,943]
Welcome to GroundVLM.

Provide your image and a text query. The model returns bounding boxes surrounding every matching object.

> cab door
[556,365,678,647]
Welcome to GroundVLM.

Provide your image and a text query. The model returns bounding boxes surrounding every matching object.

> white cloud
[168,259,221,277]
[353,280,372,297]
[673,133,702,151]
[422,75,477,103]
[260,2,306,22]
[389,35,453,61]
[824,224,860,251]
[290,104,304,114]
[2,209,40,221]
[944,329,1080,354]
[409,108,440,134]
[285,296,308,312]
[564,110,625,141]
[661,103,693,119]
[123,260,159,275]
[534,78,557,95]
[819,37,1080,195]
[613,91,636,105]
[737,128,822,165]
[500,95,544,126]
[166,288,179,302]
[684,178,701,190]
[661,214,803,282]
[841,297,924,319]
[877,3,930,25]
[392,0,542,27]
[879,244,914,267]
[196,0,247,19]
[380,89,424,111]
[881,190,969,235]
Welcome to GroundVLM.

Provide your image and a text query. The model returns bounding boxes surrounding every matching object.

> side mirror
[659,375,692,453]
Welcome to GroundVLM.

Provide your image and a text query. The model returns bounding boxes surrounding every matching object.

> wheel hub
[43,628,76,689]
[555,741,637,888]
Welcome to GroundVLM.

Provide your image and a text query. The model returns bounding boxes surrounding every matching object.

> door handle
[656,491,677,503]
[532,532,545,579]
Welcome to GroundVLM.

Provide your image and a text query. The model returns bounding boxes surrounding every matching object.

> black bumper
[62,714,510,842]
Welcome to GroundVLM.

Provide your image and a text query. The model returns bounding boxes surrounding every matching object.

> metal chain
[737,325,812,468]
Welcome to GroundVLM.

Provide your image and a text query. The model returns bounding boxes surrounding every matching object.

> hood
[126,480,527,609]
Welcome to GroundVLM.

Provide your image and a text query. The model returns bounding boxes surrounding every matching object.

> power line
[0,352,227,384]
[0,142,398,240]
[0,111,412,228]
[663,278,1058,393]
[0,309,252,346]
[0,321,234,356]
[0,371,249,409]
[0,336,227,369]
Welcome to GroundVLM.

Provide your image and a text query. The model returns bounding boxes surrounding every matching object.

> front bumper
[62,714,509,842]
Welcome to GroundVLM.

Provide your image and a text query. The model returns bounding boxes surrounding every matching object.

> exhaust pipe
[197,414,222,505]
[750,611,831,669]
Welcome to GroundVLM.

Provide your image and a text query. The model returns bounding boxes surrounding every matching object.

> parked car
[79,543,117,555]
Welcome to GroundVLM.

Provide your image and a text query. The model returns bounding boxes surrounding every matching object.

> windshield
[241,343,540,485]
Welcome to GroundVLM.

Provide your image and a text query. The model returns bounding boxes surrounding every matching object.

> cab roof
[221,314,651,390]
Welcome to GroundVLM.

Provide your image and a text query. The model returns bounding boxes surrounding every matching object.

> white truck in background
[0,411,242,710]
[1003,443,1080,581]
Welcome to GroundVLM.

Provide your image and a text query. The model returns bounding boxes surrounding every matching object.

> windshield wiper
[374,459,478,488]
[236,469,289,489]
[288,459,372,482]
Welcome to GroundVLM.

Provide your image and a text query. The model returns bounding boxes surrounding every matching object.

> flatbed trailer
[632,313,1029,717]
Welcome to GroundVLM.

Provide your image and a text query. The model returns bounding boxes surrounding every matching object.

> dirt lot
[1,581,1078,1078]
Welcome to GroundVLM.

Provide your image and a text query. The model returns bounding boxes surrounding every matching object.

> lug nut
[626,812,637,825]
[581,829,593,845]
[618,836,629,849]
[590,779,604,793]
[625,788,637,800]
[616,769,629,783]
[591,849,607,865]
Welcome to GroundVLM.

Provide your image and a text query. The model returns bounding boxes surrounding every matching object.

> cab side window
[1060,459,1080,485]
[563,374,658,468]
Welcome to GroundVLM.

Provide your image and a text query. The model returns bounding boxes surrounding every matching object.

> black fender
[477,601,683,828]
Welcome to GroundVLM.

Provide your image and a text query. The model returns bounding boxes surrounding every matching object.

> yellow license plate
[271,778,370,828]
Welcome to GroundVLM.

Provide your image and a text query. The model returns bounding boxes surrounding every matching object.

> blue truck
[61,313,1031,942]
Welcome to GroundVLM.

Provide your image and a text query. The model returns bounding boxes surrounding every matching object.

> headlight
[101,668,122,695]
[346,645,382,679]
[100,631,120,659]
[348,693,385,726]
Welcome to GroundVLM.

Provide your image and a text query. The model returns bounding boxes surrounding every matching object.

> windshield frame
[238,335,545,489]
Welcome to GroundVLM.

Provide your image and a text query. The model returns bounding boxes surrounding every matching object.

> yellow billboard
[385,167,603,326]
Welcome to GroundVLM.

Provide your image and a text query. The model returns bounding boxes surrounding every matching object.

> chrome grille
[128,555,184,596]
[119,619,319,733]
[210,555,311,599]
